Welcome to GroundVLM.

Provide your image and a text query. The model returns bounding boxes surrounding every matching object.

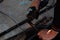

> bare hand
[37,29,58,40]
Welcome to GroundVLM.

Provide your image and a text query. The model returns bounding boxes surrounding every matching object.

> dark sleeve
[53,0,60,28]
[39,0,49,9]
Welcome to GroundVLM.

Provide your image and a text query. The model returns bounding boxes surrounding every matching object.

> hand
[37,29,59,40]
[30,0,40,10]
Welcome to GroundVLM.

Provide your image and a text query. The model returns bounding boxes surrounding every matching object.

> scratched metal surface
[0,0,56,40]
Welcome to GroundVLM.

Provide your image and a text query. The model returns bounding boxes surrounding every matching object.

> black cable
[28,21,38,31]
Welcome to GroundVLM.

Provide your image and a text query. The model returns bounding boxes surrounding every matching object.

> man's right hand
[37,29,58,40]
